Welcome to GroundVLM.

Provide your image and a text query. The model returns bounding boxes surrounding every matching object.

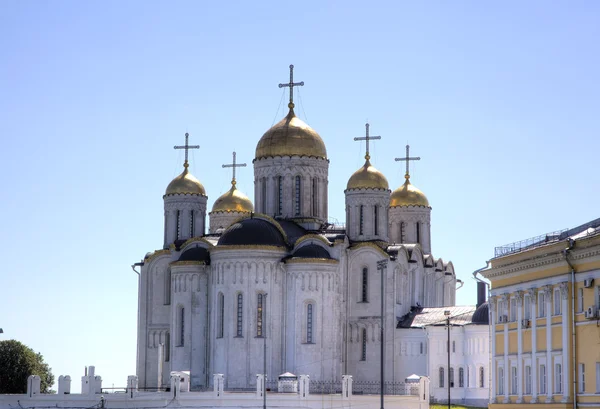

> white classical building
[134,67,489,404]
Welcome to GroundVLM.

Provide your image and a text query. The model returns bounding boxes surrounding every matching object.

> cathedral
[135,66,468,393]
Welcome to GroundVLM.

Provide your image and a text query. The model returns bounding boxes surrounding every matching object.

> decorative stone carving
[559,282,569,300]
[527,288,537,303]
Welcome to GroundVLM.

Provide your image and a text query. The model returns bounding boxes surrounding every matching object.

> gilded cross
[278,64,304,109]
[174,132,199,167]
[395,145,421,178]
[222,151,246,185]
[353,123,381,160]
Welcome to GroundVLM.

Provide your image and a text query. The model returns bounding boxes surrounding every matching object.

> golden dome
[346,159,389,190]
[165,164,206,196]
[211,182,253,213]
[390,177,429,207]
[255,108,327,160]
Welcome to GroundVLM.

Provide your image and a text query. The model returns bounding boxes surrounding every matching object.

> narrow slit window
[459,367,464,387]
[312,178,317,216]
[400,222,405,244]
[361,268,368,302]
[295,176,301,216]
[450,367,455,388]
[416,222,421,244]
[257,294,264,337]
[359,205,364,235]
[236,293,243,337]
[277,176,283,216]
[361,328,367,361]
[190,210,194,236]
[306,303,314,343]
[179,307,185,346]
[164,269,171,305]
[262,177,267,213]
[164,332,170,362]
[176,210,181,239]
[374,206,378,235]
[479,366,485,388]
[439,368,445,388]
[217,293,224,338]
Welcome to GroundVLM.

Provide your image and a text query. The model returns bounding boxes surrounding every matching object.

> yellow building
[481,219,600,409]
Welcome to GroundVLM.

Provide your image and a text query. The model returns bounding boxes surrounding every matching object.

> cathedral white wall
[388,207,431,253]
[164,195,207,247]
[209,249,287,389]
[345,189,390,242]
[253,156,328,222]
[284,263,341,381]
[208,211,246,233]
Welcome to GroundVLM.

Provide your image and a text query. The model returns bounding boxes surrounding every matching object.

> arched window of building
[498,367,504,395]
[452,340,456,353]
[479,366,485,388]
[449,367,455,388]
[459,367,464,387]
[359,205,364,235]
[416,222,421,244]
[257,293,264,337]
[361,328,367,361]
[306,303,314,343]
[420,342,423,354]
[400,222,406,243]
[361,268,368,302]
[374,206,378,235]
[439,368,445,388]
[312,178,317,216]
[178,306,185,346]
[294,175,301,216]
[277,176,283,216]
[217,293,224,338]
[190,210,194,237]
[236,293,243,337]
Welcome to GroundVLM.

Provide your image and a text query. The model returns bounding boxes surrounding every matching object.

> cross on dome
[222,151,247,186]
[174,132,200,168]
[278,64,304,109]
[395,144,421,180]
[353,123,381,161]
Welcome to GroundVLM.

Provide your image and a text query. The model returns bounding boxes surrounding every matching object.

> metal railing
[494,229,568,257]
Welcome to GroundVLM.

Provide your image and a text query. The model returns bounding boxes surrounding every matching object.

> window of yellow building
[498,367,504,395]
[579,363,585,393]
[554,288,561,315]
[539,292,546,317]
[511,366,518,394]
[524,294,531,319]
[525,365,532,394]
[510,298,517,321]
[540,364,547,394]
[555,363,562,393]
[578,288,584,313]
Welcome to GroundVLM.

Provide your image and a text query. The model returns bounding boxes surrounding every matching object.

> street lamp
[444,310,451,409]
[377,259,388,409]
[262,293,268,409]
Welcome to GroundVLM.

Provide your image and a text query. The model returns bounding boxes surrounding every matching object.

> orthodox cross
[222,151,246,185]
[278,64,304,109]
[174,132,199,167]
[353,123,381,160]
[395,144,420,179]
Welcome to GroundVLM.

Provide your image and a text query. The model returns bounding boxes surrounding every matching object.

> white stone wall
[388,206,431,254]
[253,156,328,222]
[164,194,207,247]
[345,188,391,242]
[208,211,247,233]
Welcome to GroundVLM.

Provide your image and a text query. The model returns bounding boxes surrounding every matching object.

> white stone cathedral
[135,67,479,395]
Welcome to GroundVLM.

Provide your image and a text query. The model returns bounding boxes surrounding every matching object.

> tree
[0,340,55,394]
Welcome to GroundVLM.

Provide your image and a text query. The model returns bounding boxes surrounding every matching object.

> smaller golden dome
[390,177,429,207]
[346,159,389,190]
[211,182,254,213]
[165,164,206,196]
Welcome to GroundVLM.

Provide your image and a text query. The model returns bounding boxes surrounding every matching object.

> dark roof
[218,217,287,247]
[276,219,306,246]
[179,246,210,263]
[292,244,331,259]
[471,302,489,325]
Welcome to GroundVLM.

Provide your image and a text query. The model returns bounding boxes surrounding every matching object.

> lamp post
[263,293,268,409]
[444,310,451,409]
[377,259,388,409]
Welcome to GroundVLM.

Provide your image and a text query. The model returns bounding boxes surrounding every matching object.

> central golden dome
[211,182,254,213]
[255,108,327,160]
[165,164,206,196]
[346,159,389,190]
[390,177,429,207]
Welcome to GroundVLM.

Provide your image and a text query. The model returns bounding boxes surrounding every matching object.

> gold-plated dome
[390,176,429,207]
[211,182,253,213]
[346,159,389,190]
[165,164,206,196]
[255,108,327,160]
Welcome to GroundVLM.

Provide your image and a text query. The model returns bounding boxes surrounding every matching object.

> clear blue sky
[1,0,599,391]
